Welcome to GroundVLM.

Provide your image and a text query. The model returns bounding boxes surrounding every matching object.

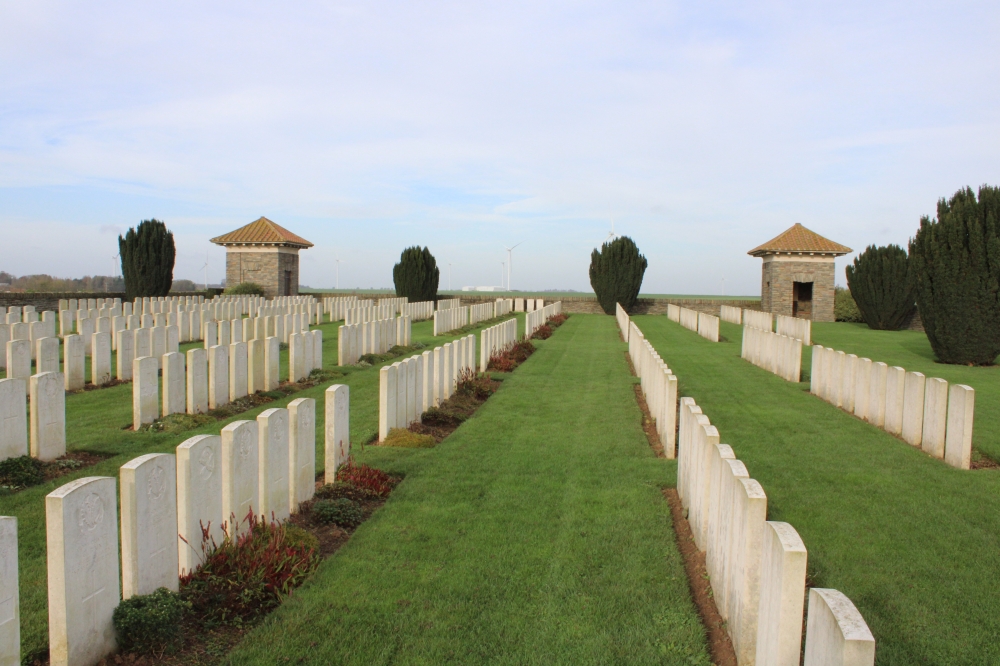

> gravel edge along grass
[636,315,1000,666]
[225,314,712,665]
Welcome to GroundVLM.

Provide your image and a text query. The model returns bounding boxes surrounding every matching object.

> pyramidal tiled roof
[748,223,851,256]
[210,217,313,248]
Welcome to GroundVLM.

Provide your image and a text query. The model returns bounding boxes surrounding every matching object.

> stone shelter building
[211,217,313,298]
[748,223,851,322]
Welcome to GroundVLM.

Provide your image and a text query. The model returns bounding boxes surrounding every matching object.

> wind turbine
[201,251,210,291]
[335,256,341,290]
[604,215,618,243]
[504,242,523,292]
[501,262,505,289]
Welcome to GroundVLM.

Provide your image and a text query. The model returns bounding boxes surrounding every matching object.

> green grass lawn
[225,314,710,665]
[1,314,524,662]
[637,316,1000,666]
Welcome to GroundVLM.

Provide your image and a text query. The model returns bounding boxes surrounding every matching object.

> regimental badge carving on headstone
[198,446,215,479]
[148,464,167,500]
[78,493,105,531]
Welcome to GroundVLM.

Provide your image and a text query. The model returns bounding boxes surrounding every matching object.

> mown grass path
[227,314,710,665]
[636,315,1000,666]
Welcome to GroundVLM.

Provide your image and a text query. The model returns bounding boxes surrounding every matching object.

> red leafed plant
[455,368,500,400]
[547,313,568,327]
[530,324,553,340]
[488,338,536,372]
[335,460,399,498]
[179,510,319,625]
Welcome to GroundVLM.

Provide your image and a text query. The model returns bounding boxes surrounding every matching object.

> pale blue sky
[2,1,998,294]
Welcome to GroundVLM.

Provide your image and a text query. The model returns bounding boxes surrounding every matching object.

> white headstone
[36,337,60,374]
[208,345,229,409]
[248,338,265,394]
[132,356,159,430]
[186,348,208,414]
[116,329,134,381]
[921,377,948,458]
[151,326,166,369]
[312,330,323,371]
[288,398,316,513]
[257,408,290,522]
[45,476,120,666]
[866,362,888,427]
[883,366,906,435]
[802,589,875,666]
[0,517,18,666]
[324,384,350,483]
[944,384,975,470]
[5,339,30,384]
[162,352,186,417]
[120,453,178,599]
[221,421,259,534]
[176,435,223,575]
[91,331,112,386]
[901,371,926,447]
[755,521,808,666]
[229,342,248,402]
[289,333,306,383]
[0,379,28,462]
[30,372,65,461]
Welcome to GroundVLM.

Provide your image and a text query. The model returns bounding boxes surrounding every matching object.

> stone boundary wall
[0,292,214,312]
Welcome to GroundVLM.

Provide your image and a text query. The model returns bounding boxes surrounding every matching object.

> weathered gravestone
[46,476,120,666]
[288,398,316,513]
[186,348,208,414]
[132,356,159,430]
[221,420,259,535]
[257,408,290,522]
[120,453,178,598]
[0,517,18,666]
[162,352,185,417]
[176,435,223,575]
[30,372,65,461]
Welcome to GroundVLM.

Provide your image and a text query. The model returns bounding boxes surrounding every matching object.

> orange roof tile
[210,217,313,248]
[748,223,851,256]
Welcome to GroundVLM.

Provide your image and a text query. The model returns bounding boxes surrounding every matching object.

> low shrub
[335,460,399,498]
[315,480,381,502]
[113,587,189,654]
[180,512,320,625]
[0,456,43,489]
[834,286,864,322]
[313,498,364,528]
[224,282,266,296]
[455,369,499,400]
[283,525,320,552]
[547,313,568,327]
[531,324,553,340]
[487,338,536,372]
[420,407,466,428]
[383,428,437,448]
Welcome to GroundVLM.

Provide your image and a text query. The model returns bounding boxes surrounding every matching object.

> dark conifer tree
[118,219,176,300]
[589,236,648,315]
[393,246,440,302]
[845,244,915,330]
[909,185,1000,365]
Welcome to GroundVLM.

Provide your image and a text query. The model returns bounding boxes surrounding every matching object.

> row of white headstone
[437,298,461,310]
[810,346,975,469]
[667,304,720,342]
[336,316,413,366]
[378,335,477,441]
[323,296,365,321]
[132,330,323,430]
[0,371,66,463]
[524,301,563,338]
[205,310,312,348]
[468,302,495,327]
[479,318,518,372]
[0,316,56,366]
[433,307,470,336]
[676,396,876,666]
[619,308,678,458]
[513,298,543,312]
[495,298,513,317]
[743,308,774,333]
[402,301,435,321]
[741,326,803,382]
[0,383,351,666]
[720,304,743,325]
[344,303,397,325]
[775,314,812,345]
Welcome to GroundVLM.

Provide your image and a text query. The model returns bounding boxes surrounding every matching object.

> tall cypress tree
[909,185,1000,365]
[118,219,176,300]
[845,244,915,330]
[393,246,440,302]
[589,236,648,315]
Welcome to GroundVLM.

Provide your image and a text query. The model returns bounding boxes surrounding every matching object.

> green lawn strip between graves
[637,315,1000,666]
[2,313,525,662]
[225,314,711,665]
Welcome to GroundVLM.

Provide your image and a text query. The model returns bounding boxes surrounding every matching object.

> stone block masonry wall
[742,326,803,382]
[810,345,975,470]
[762,259,836,322]
[621,311,876,665]
[379,335,475,440]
